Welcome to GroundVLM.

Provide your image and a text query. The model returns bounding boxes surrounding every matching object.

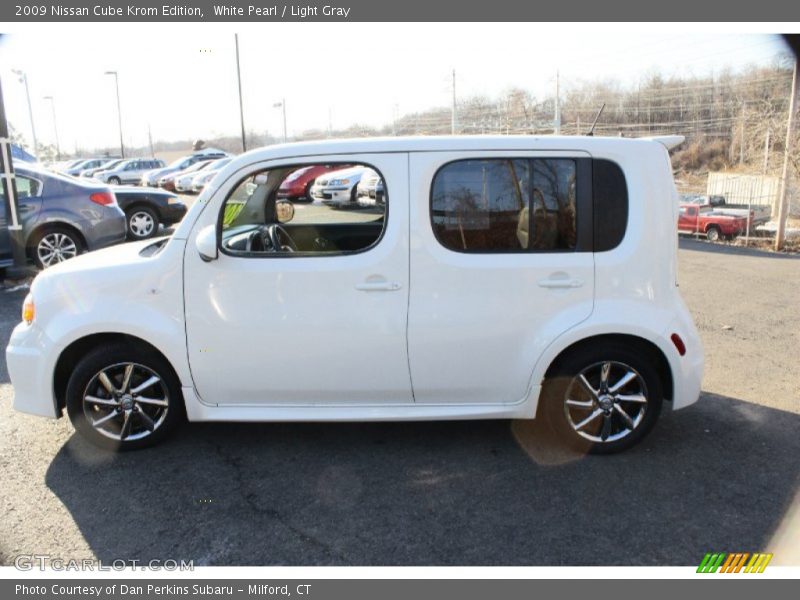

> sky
[0,24,791,154]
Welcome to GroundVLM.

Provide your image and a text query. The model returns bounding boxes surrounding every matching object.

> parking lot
[0,239,798,566]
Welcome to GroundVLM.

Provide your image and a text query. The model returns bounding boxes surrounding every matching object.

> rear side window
[431,158,577,252]
[592,159,628,252]
[16,175,41,198]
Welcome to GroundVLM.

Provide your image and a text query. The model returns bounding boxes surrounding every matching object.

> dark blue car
[0,164,126,270]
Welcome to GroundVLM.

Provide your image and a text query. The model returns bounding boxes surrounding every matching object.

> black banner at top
[3,0,800,22]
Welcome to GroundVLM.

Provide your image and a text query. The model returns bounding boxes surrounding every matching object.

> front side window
[431,158,577,252]
[220,162,387,256]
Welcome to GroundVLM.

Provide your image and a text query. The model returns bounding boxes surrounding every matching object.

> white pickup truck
[681,194,771,227]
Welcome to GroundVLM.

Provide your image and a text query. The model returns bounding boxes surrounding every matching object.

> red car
[277,164,353,202]
[678,204,747,241]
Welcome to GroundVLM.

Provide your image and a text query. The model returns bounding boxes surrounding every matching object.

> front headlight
[329,178,350,186]
[22,294,35,325]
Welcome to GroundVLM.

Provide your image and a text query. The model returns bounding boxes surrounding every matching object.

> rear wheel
[30,226,84,269]
[66,342,184,451]
[542,342,663,454]
[126,206,160,240]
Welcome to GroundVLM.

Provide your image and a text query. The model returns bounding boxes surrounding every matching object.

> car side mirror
[276,200,295,224]
[195,224,218,262]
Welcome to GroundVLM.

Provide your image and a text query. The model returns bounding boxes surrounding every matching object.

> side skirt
[181,386,540,422]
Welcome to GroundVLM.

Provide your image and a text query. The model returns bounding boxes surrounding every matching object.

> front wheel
[542,343,663,454]
[108,176,121,185]
[66,343,184,451]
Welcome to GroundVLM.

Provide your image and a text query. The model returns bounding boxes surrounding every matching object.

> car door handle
[355,281,402,292]
[538,277,584,289]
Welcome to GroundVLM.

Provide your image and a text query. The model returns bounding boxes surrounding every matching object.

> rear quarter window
[592,159,628,252]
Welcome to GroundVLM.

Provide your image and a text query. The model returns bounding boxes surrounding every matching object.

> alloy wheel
[563,361,649,444]
[37,232,78,267]
[81,362,170,442]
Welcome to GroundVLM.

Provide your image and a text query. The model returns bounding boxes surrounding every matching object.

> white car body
[6,136,703,448]
[309,165,368,205]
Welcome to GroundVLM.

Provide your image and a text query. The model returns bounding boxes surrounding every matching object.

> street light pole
[11,69,39,160]
[42,95,61,161]
[235,33,247,152]
[104,71,125,158]
[273,99,287,142]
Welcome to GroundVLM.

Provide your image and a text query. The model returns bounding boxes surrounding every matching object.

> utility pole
[147,123,155,157]
[0,77,35,278]
[554,70,561,135]
[42,95,60,161]
[763,128,771,174]
[739,103,746,165]
[451,69,457,135]
[11,69,38,160]
[775,59,798,252]
[281,99,287,142]
[235,34,246,152]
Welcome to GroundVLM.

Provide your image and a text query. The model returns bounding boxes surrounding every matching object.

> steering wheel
[265,224,298,253]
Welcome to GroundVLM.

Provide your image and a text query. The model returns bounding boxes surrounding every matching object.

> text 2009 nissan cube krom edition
[7,136,703,452]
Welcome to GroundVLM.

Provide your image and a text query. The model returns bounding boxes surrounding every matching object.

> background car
[64,157,113,176]
[310,165,369,205]
[80,158,126,179]
[141,149,228,187]
[113,187,188,240]
[52,158,85,172]
[186,157,234,193]
[95,158,165,185]
[174,159,221,193]
[7,165,127,269]
[160,159,215,192]
[356,168,385,203]
[277,164,354,202]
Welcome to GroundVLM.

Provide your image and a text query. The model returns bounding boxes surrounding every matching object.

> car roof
[228,134,675,162]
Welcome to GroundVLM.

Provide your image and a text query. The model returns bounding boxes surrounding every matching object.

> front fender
[28,240,190,411]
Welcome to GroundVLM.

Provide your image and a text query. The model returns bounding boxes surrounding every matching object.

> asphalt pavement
[0,238,798,566]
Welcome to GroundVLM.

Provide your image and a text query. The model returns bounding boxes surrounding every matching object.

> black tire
[706,226,721,242]
[126,206,160,240]
[65,342,184,451]
[350,184,358,204]
[29,226,85,270]
[108,176,121,185]
[541,341,664,454]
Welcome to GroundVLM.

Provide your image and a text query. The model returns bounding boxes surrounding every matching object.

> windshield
[100,159,124,169]
[168,156,191,168]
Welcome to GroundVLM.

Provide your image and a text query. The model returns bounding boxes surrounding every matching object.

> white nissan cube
[6,136,703,453]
